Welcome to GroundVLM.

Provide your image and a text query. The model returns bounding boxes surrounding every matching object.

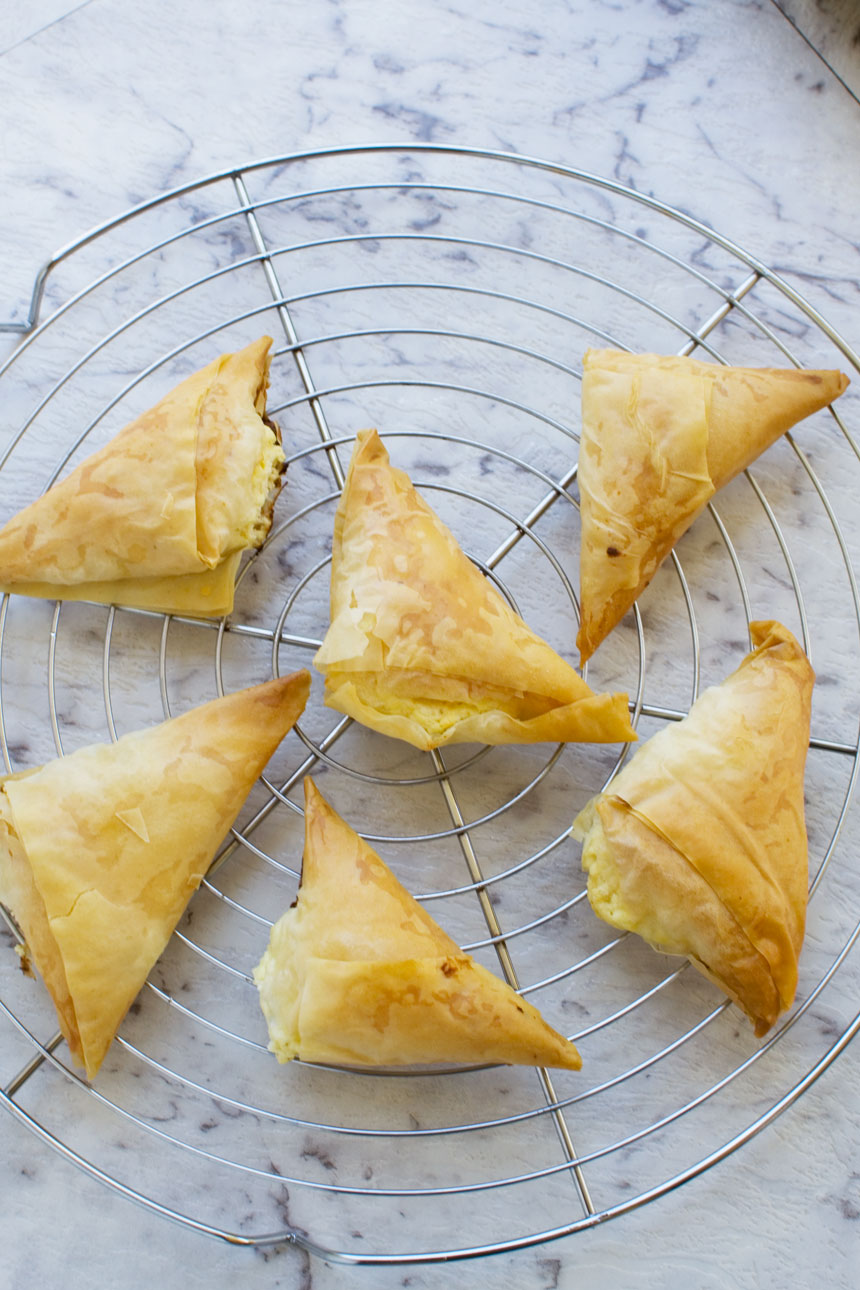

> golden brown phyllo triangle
[0,336,286,617]
[0,670,310,1079]
[573,621,814,1036]
[314,428,635,749]
[254,777,582,1070]
[577,350,849,663]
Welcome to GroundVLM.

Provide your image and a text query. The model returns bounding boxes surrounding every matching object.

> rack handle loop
[0,260,53,335]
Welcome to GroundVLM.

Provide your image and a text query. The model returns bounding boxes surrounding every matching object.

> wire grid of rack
[0,144,859,1265]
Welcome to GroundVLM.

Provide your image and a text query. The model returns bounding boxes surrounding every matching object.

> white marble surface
[1,1,860,1287]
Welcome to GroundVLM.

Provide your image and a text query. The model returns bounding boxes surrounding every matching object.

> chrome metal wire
[0,145,858,1264]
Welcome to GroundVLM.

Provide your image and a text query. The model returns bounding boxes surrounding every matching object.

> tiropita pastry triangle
[314,428,635,749]
[0,336,286,617]
[572,621,814,1036]
[576,350,849,662]
[0,669,310,1079]
[254,777,582,1069]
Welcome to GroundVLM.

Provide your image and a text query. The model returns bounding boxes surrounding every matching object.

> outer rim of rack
[5,142,860,369]
[1,143,859,1266]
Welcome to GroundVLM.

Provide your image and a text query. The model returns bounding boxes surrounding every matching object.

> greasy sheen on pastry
[0,336,286,617]
[572,621,814,1037]
[254,777,582,1070]
[0,669,310,1079]
[313,429,635,750]
[577,350,849,662]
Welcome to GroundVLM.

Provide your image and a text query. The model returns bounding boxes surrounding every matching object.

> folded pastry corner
[572,621,814,1036]
[0,336,286,617]
[0,668,310,1079]
[254,776,582,1070]
[577,350,849,662]
[313,428,635,749]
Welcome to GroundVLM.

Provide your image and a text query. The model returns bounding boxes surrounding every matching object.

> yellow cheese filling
[339,670,557,738]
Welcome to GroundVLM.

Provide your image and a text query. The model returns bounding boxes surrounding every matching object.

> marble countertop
[1,2,859,1288]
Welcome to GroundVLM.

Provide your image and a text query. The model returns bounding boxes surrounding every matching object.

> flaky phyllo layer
[254,778,582,1070]
[573,621,814,1036]
[577,350,849,662]
[0,336,285,616]
[314,429,635,749]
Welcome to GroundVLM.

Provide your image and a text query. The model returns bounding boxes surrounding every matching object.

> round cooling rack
[1,144,859,1265]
